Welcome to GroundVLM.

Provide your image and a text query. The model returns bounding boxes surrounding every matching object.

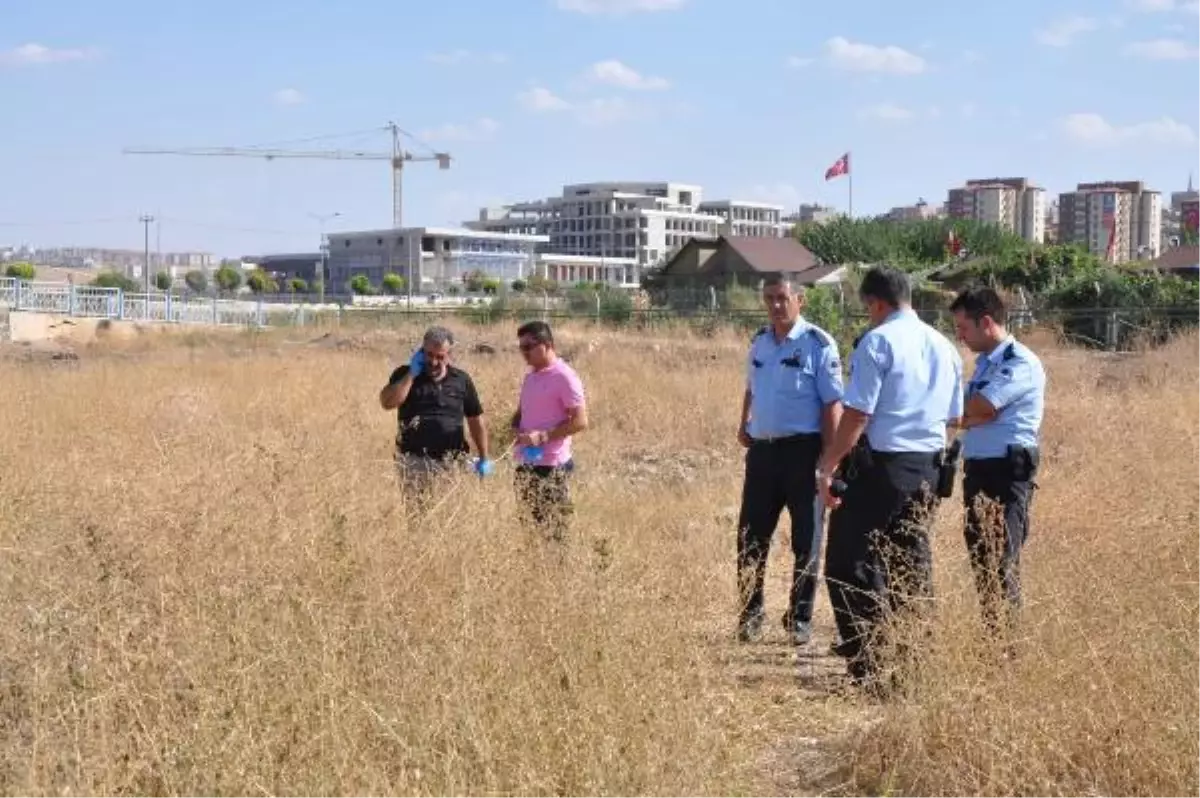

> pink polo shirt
[515,358,586,467]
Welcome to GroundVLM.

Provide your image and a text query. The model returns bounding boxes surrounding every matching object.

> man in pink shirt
[511,321,589,541]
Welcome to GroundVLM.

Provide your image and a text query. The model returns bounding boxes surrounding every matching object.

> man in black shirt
[379,326,492,504]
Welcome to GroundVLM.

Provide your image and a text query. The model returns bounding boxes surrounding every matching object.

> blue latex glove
[408,348,425,377]
[474,458,494,477]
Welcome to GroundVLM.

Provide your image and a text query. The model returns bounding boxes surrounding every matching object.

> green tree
[464,270,488,293]
[154,271,173,291]
[4,262,36,280]
[349,274,374,295]
[796,216,1028,269]
[184,270,208,294]
[510,279,527,293]
[526,274,558,295]
[214,266,242,294]
[481,278,501,295]
[288,277,308,294]
[92,271,141,292]
[381,272,406,295]
[246,270,278,294]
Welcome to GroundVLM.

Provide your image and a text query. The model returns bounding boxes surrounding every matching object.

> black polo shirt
[388,364,483,459]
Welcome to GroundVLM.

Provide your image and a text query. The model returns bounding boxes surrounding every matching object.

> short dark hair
[949,286,1007,325]
[517,320,554,346]
[859,266,911,307]
[761,273,803,294]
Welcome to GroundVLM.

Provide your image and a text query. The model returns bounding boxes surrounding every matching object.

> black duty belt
[751,432,821,445]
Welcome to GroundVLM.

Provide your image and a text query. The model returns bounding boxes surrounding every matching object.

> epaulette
[805,327,833,348]
[1002,343,1017,361]
[852,334,864,349]
[751,325,769,342]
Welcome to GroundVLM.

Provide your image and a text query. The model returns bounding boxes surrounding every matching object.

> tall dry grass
[0,320,1194,796]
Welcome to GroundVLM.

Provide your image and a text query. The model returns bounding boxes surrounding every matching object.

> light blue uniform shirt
[843,308,964,453]
[962,336,1046,460]
[745,317,843,439]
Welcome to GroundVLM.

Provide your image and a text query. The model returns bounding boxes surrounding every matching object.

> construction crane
[122,122,451,229]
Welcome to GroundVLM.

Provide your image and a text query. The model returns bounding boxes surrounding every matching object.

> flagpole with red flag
[824,151,852,218]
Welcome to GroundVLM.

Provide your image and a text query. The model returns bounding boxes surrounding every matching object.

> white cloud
[1060,112,1196,146]
[1123,38,1199,58]
[272,88,306,106]
[419,117,500,142]
[585,59,670,90]
[426,49,508,65]
[857,102,915,121]
[555,0,685,13]
[517,86,571,112]
[1034,15,1100,46]
[824,36,927,74]
[0,42,99,66]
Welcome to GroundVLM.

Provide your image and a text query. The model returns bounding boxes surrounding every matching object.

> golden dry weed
[0,320,1194,796]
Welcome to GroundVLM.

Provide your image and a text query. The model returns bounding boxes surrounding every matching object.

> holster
[1007,445,1040,483]
[840,437,873,483]
[935,437,963,499]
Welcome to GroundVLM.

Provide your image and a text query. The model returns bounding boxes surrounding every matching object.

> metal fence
[1,277,1195,351]
[0,278,315,328]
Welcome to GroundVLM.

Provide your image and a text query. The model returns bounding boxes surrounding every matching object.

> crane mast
[122,122,451,229]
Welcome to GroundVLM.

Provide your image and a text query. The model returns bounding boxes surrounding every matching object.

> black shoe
[737,613,764,643]
[788,621,813,646]
[781,610,812,646]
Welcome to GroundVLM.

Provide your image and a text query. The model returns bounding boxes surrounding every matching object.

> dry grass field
[0,318,1195,796]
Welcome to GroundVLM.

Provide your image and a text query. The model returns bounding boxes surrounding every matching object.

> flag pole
[847,151,853,219]
[844,151,854,219]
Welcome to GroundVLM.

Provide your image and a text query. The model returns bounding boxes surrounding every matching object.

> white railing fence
[0,278,319,329]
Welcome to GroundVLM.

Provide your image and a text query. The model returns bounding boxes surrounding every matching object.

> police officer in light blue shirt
[735,274,843,646]
[815,265,963,689]
[949,286,1045,639]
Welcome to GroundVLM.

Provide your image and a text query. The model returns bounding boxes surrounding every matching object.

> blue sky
[2,0,1198,258]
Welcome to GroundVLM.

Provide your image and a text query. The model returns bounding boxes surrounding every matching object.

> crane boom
[123,146,394,161]
[121,122,451,229]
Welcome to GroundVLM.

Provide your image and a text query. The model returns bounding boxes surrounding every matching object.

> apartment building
[1183,199,1199,239]
[1164,177,1198,245]
[946,177,1046,243]
[783,203,839,225]
[1057,181,1162,262]
[885,199,944,222]
[464,181,790,277]
[325,226,551,292]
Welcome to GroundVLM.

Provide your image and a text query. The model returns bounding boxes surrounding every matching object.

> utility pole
[139,214,155,292]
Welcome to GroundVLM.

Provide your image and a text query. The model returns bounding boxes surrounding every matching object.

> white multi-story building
[325,226,548,292]
[1058,181,1162,262]
[465,181,791,279]
[946,177,1046,243]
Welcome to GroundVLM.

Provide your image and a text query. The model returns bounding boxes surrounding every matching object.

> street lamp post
[309,211,342,305]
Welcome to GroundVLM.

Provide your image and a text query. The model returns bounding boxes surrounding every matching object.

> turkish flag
[824,153,850,181]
